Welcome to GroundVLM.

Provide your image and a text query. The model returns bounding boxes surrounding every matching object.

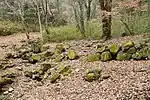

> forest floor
[0,33,150,100]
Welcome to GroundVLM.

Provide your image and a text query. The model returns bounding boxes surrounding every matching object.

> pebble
[8,87,14,92]
[75,68,80,72]
[3,91,9,95]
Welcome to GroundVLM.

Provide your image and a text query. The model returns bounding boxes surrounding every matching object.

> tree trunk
[34,0,42,35]
[78,1,86,37]
[84,0,92,21]
[99,0,112,40]
[72,6,80,30]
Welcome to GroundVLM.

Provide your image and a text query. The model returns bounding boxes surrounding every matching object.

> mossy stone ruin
[88,38,150,62]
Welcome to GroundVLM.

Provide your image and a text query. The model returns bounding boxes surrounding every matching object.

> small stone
[8,87,14,92]
[3,91,9,95]
[75,68,80,72]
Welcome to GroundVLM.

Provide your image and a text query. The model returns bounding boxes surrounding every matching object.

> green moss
[101,51,112,62]
[67,50,77,60]
[31,54,41,62]
[109,44,120,54]
[55,44,65,54]
[58,65,70,74]
[97,46,108,53]
[127,47,137,54]
[122,41,134,50]
[54,54,65,62]
[117,51,131,61]
[84,68,101,82]
[87,54,100,62]
[50,72,60,83]
[132,52,143,60]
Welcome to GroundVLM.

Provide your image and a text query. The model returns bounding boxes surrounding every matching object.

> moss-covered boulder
[101,51,112,61]
[24,64,50,81]
[87,54,100,62]
[84,68,101,82]
[97,45,108,53]
[132,47,150,60]
[54,44,65,54]
[58,65,70,74]
[54,54,65,62]
[126,47,137,54]
[50,72,60,83]
[122,41,134,51]
[67,50,77,60]
[139,47,150,59]
[49,65,72,83]
[116,51,131,61]
[31,54,42,63]
[132,52,143,60]
[109,44,120,55]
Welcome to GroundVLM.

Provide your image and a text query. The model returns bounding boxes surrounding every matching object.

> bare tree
[84,0,92,21]
[78,0,85,37]
[33,0,42,35]
[99,0,112,40]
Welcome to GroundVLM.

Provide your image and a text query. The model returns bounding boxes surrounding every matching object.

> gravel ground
[0,33,150,100]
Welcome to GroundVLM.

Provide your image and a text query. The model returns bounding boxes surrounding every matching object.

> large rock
[87,54,100,62]
[132,47,150,60]
[126,47,137,54]
[117,51,131,61]
[132,52,143,60]
[97,45,108,53]
[84,68,101,82]
[54,54,65,62]
[67,50,77,60]
[24,64,50,81]
[50,72,60,83]
[101,51,112,61]
[109,44,120,55]
[54,44,65,54]
[30,54,42,63]
[122,41,134,51]
[50,65,72,83]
